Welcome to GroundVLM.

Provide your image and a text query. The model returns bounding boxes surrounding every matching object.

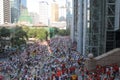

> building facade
[18,9,32,25]
[0,0,4,24]
[10,0,21,23]
[59,5,66,21]
[71,0,120,56]
[51,1,59,22]
[39,1,49,26]
[66,0,72,29]
[21,0,27,8]
[71,0,89,55]
[29,12,40,24]
[0,0,11,24]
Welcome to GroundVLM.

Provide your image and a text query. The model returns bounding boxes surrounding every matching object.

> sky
[27,0,66,14]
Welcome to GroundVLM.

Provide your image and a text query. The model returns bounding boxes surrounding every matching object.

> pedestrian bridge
[85,48,120,71]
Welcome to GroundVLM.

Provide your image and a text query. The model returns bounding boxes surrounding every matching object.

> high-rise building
[29,12,39,24]
[59,5,66,21]
[39,1,49,26]
[71,0,120,57]
[0,0,11,24]
[66,0,72,29]
[10,0,21,23]
[21,0,27,8]
[18,9,32,25]
[0,0,4,24]
[51,0,59,22]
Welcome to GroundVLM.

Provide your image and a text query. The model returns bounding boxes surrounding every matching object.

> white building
[0,0,11,24]
[59,5,66,21]
[50,21,66,29]
[29,12,39,24]
[0,0,4,24]
[39,1,49,26]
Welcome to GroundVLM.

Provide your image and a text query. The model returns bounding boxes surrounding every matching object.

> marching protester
[0,36,119,80]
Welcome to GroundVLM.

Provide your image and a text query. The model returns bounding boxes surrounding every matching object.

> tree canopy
[0,27,10,37]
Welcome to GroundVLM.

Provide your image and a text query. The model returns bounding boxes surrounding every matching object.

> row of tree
[23,27,48,41]
[0,27,28,50]
[52,27,70,36]
[0,26,70,52]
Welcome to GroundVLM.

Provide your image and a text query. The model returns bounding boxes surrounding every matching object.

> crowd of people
[0,36,120,80]
[0,37,81,80]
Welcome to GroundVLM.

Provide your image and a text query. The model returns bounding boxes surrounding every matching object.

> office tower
[59,5,66,21]
[18,9,32,25]
[71,0,120,56]
[0,0,11,24]
[51,0,59,22]
[66,0,72,29]
[10,0,21,23]
[39,1,49,26]
[21,0,27,8]
[29,12,39,24]
[0,0,4,24]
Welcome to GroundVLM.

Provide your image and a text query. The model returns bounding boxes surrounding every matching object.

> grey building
[10,0,21,23]
[71,0,89,55]
[21,0,27,8]
[66,0,73,29]
[71,0,120,56]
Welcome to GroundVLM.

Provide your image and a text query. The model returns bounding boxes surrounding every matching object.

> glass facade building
[21,0,27,8]
[71,0,120,57]
[10,0,21,23]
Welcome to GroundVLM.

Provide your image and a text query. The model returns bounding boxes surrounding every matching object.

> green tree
[0,27,10,50]
[27,28,48,41]
[28,29,37,38]
[22,26,30,33]
[0,27,10,37]
[49,28,54,38]
[53,27,59,34]
[57,29,70,36]
[11,27,28,47]
[36,28,47,41]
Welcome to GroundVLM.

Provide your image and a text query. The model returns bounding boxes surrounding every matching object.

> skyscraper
[0,0,11,24]
[71,0,120,57]
[59,5,66,21]
[21,0,27,8]
[10,0,21,23]
[39,1,49,26]
[0,0,4,24]
[51,0,59,22]
[29,12,39,24]
[18,9,32,25]
[66,0,72,29]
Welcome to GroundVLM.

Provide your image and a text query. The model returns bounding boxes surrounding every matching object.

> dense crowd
[0,36,120,80]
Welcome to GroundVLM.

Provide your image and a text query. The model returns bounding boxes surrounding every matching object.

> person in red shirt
[69,66,76,74]
[51,72,56,80]
[62,63,66,69]
[106,68,111,78]
[96,74,101,80]
[56,69,62,80]
[109,77,114,80]
[62,68,68,74]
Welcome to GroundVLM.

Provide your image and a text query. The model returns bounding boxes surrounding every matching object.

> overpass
[85,48,120,71]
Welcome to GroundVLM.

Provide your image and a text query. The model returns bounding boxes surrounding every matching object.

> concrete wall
[85,48,120,71]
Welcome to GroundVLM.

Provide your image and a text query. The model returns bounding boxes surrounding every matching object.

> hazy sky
[27,0,66,14]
